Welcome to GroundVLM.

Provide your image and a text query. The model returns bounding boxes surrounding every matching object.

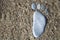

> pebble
[31,3,37,10]
[32,11,46,38]
[37,3,41,10]
[40,4,46,10]
[45,8,49,15]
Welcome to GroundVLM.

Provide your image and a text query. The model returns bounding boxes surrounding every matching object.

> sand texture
[0,0,60,40]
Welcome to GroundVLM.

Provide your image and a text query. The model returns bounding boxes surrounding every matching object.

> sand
[0,0,60,40]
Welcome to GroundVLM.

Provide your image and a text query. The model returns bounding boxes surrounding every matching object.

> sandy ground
[0,0,60,40]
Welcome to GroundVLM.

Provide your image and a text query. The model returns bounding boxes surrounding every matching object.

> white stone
[37,4,41,10]
[32,11,46,38]
[31,3,36,10]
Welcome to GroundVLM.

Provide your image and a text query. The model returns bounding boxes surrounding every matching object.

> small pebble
[45,8,49,15]
[40,4,46,10]
[37,3,41,10]
[31,3,37,10]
